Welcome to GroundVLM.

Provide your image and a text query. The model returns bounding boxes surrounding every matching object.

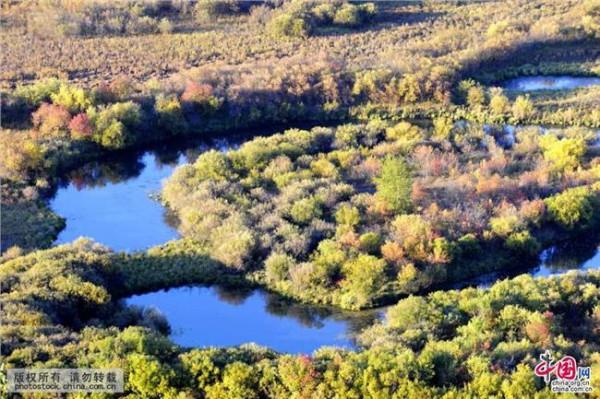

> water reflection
[534,237,600,277]
[450,236,600,290]
[126,285,381,353]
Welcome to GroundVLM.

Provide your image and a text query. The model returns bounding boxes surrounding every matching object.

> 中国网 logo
[534,350,592,393]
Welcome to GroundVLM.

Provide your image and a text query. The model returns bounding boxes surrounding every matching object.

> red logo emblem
[535,351,578,383]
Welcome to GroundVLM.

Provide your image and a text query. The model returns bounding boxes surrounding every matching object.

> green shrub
[359,232,382,254]
[99,120,127,149]
[333,3,362,27]
[158,18,173,34]
[268,13,312,39]
[155,95,187,135]
[209,214,255,269]
[14,78,62,106]
[311,3,336,24]
[386,121,424,149]
[290,196,322,225]
[335,204,360,227]
[265,253,295,283]
[50,84,94,113]
[539,135,586,173]
[489,88,510,116]
[544,186,595,229]
[195,0,240,22]
[432,116,453,141]
[341,254,387,309]
[504,231,540,257]
[511,95,534,122]
[333,3,376,27]
[88,101,141,149]
[194,150,233,182]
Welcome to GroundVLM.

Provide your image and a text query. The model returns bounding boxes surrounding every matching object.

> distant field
[0,0,584,88]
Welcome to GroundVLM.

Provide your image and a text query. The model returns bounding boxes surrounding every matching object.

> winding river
[48,76,600,353]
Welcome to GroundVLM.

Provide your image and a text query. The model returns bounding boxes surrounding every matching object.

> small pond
[50,135,250,252]
[502,75,600,92]
[126,285,380,353]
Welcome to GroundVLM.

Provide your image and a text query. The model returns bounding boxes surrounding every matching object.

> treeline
[5,50,600,183]
[0,57,345,181]
[162,122,600,309]
[27,0,181,37]
[265,0,377,38]
[2,239,599,397]
[21,0,378,39]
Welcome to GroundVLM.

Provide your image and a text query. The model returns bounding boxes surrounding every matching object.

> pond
[501,75,600,91]
[126,286,380,353]
[50,135,250,252]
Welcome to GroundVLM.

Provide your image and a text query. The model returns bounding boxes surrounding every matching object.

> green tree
[386,121,424,149]
[359,232,382,254]
[206,362,259,399]
[194,150,232,182]
[290,196,322,225]
[374,157,412,214]
[504,231,540,258]
[155,95,187,135]
[268,13,312,39]
[50,84,94,113]
[210,214,255,269]
[511,95,534,121]
[544,186,595,229]
[127,354,176,398]
[467,85,486,108]
[341,254,387,308]
[335,204,360,227]
[489,88,510,116]
[432,116,453,141]
[265,252,295,283]
[539,135,585,173]
[195,0,240,22]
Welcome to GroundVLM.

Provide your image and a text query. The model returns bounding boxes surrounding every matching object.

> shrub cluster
[27,0,177,37]
[267,1,377,38]
[162,122,600,309]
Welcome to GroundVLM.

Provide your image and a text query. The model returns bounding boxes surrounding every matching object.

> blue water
[126,285,379,353]
[502,75,600,91]
[50,137,242,252]
[534,243,600,277]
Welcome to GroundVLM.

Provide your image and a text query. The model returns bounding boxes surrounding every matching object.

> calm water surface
[50,137,244,252]
[127,286,380,353]
[502,75,600,91]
